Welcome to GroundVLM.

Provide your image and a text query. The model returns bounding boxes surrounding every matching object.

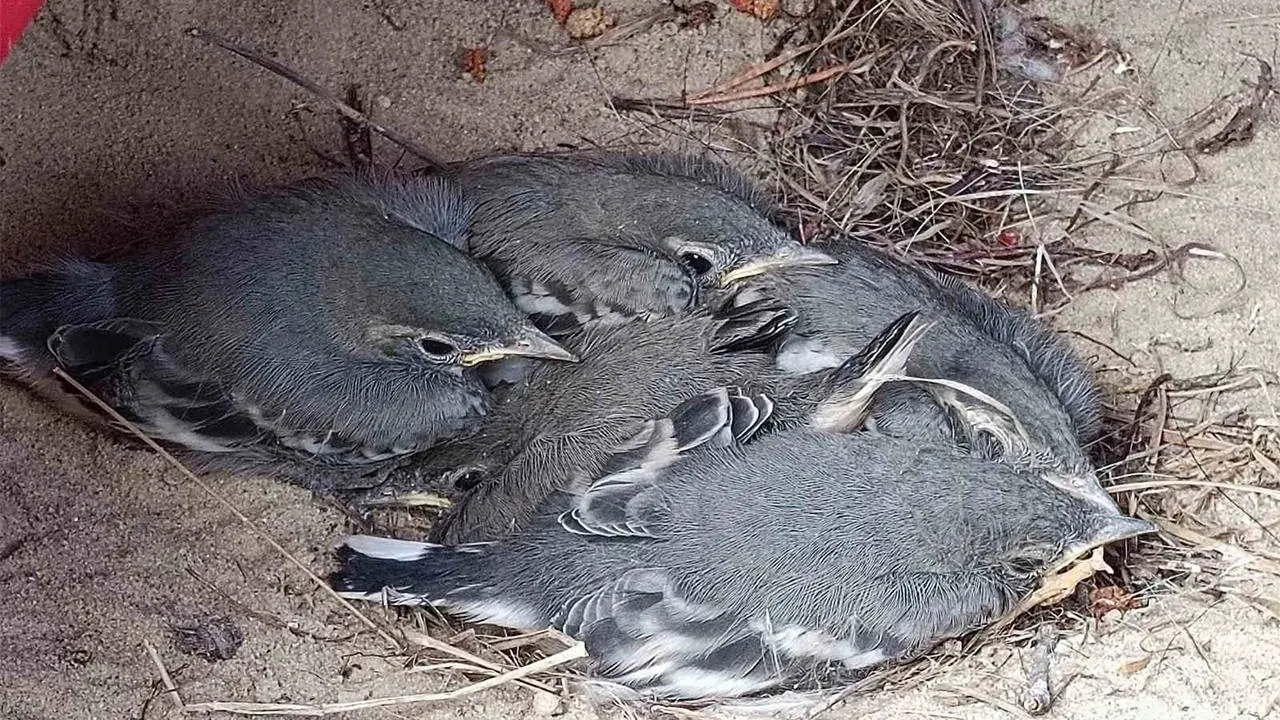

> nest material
[757,1,1138,296]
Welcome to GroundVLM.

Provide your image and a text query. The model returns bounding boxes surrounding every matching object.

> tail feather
[330,535,551,629]
[0,259,116,361]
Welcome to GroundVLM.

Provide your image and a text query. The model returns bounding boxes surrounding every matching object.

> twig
[1021,624,1059,715]
[51,368,402,650]
[143,640,185,711]
[936,685,1034,719]
[341,84,373,172]
[1145,514,1280,577]
[686,64,857,106]
[184,27,446,170]
[184,567,357,644]
[181,642,586,715]
[1108,478,1280,501]
[401,629,559,696]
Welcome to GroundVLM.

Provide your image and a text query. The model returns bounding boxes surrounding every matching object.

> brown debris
[546,0,573,25]
[1088,585,1142,618]
[727,0,778,21]
[677,1,718,29]
[461,47,489,83]
[169,613,245,662]
[1195,59,1276,155]
[565,6,614,40]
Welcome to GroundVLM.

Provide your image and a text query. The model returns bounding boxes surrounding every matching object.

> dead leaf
[727,0,778,21]
[461,47,489,83]
[678,1,718,29]
[1027,548,1112,609]
[565,6,614,40]
[1089,585,1141,618]
[1117,655,1151,675]
[546,0,573,25]
[1195,59,1275,155]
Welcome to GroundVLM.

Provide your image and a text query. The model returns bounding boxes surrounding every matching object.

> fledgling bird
[442,151,836,335]
[364,295,798,542]
[332,372,1156,701]
[747,238,1109,505]
[0,174,577,489]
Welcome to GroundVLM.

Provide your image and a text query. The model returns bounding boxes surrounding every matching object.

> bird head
[365,319,576,370]
[658,233,836,291]
[334,209,578,370]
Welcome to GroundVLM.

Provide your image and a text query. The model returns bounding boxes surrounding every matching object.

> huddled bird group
[0,151,1156,701]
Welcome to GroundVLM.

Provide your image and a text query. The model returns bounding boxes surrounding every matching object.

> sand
[1,0,1278,718]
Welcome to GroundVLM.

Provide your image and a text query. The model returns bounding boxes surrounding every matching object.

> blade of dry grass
[181,642,586,715]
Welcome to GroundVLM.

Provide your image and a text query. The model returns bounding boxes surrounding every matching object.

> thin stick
[144,639,185,711]
[1145,515,1280,577]
[1107,478,1280,501]
[688,39,824,100]
[52,368,402,650]
[181,642,586,715]
[685,65,853,106]
[185,27,446,170]
[400,629,559,696]
[1021,624,1059,715]
[937,685,1034,719]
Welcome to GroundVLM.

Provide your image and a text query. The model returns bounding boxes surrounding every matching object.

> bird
[740,237,1110,506]
[0,173,578,490]
[441,151,837,336]
[358,294,799,542]
[331,322,1156,700]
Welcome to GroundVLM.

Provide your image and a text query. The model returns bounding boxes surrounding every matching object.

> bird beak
[459,326,579,366]
[719,243,837,287]
[1046,514,1158,575]
[1045,472,1124,514]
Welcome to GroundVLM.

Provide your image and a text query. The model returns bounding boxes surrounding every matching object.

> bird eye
[679,251,714,277]
[419,337,457,358]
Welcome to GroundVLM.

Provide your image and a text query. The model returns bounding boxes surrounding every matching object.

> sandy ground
[1,0,1279,718]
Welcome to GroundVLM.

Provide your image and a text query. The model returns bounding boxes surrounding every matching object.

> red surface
[0,0,47,67]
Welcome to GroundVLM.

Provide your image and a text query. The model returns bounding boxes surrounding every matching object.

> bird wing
[556,568,781,699]
[709,295,798,354]
[48,320,422,465]
[809,310,935,434]
[496,239,696,337]
[48,319,271,453]
[558,386,773,539]
[557,567,892,699]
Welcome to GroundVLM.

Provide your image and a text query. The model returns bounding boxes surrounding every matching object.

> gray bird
[0,174,576,487]
[331,371,1155,700]
[744,238,1107,504]
[443,151,836,335]
[364,295,798,542]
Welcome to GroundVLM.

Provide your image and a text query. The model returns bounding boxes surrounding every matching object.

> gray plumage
[443,151,836,335]
[0,174,576,487]
[332,382,1155,700]
[750,238,1103,479]
[376,297,796,543]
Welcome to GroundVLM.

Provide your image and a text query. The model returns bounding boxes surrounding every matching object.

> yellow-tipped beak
[459,326,579,367]
[719,243,837,287]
